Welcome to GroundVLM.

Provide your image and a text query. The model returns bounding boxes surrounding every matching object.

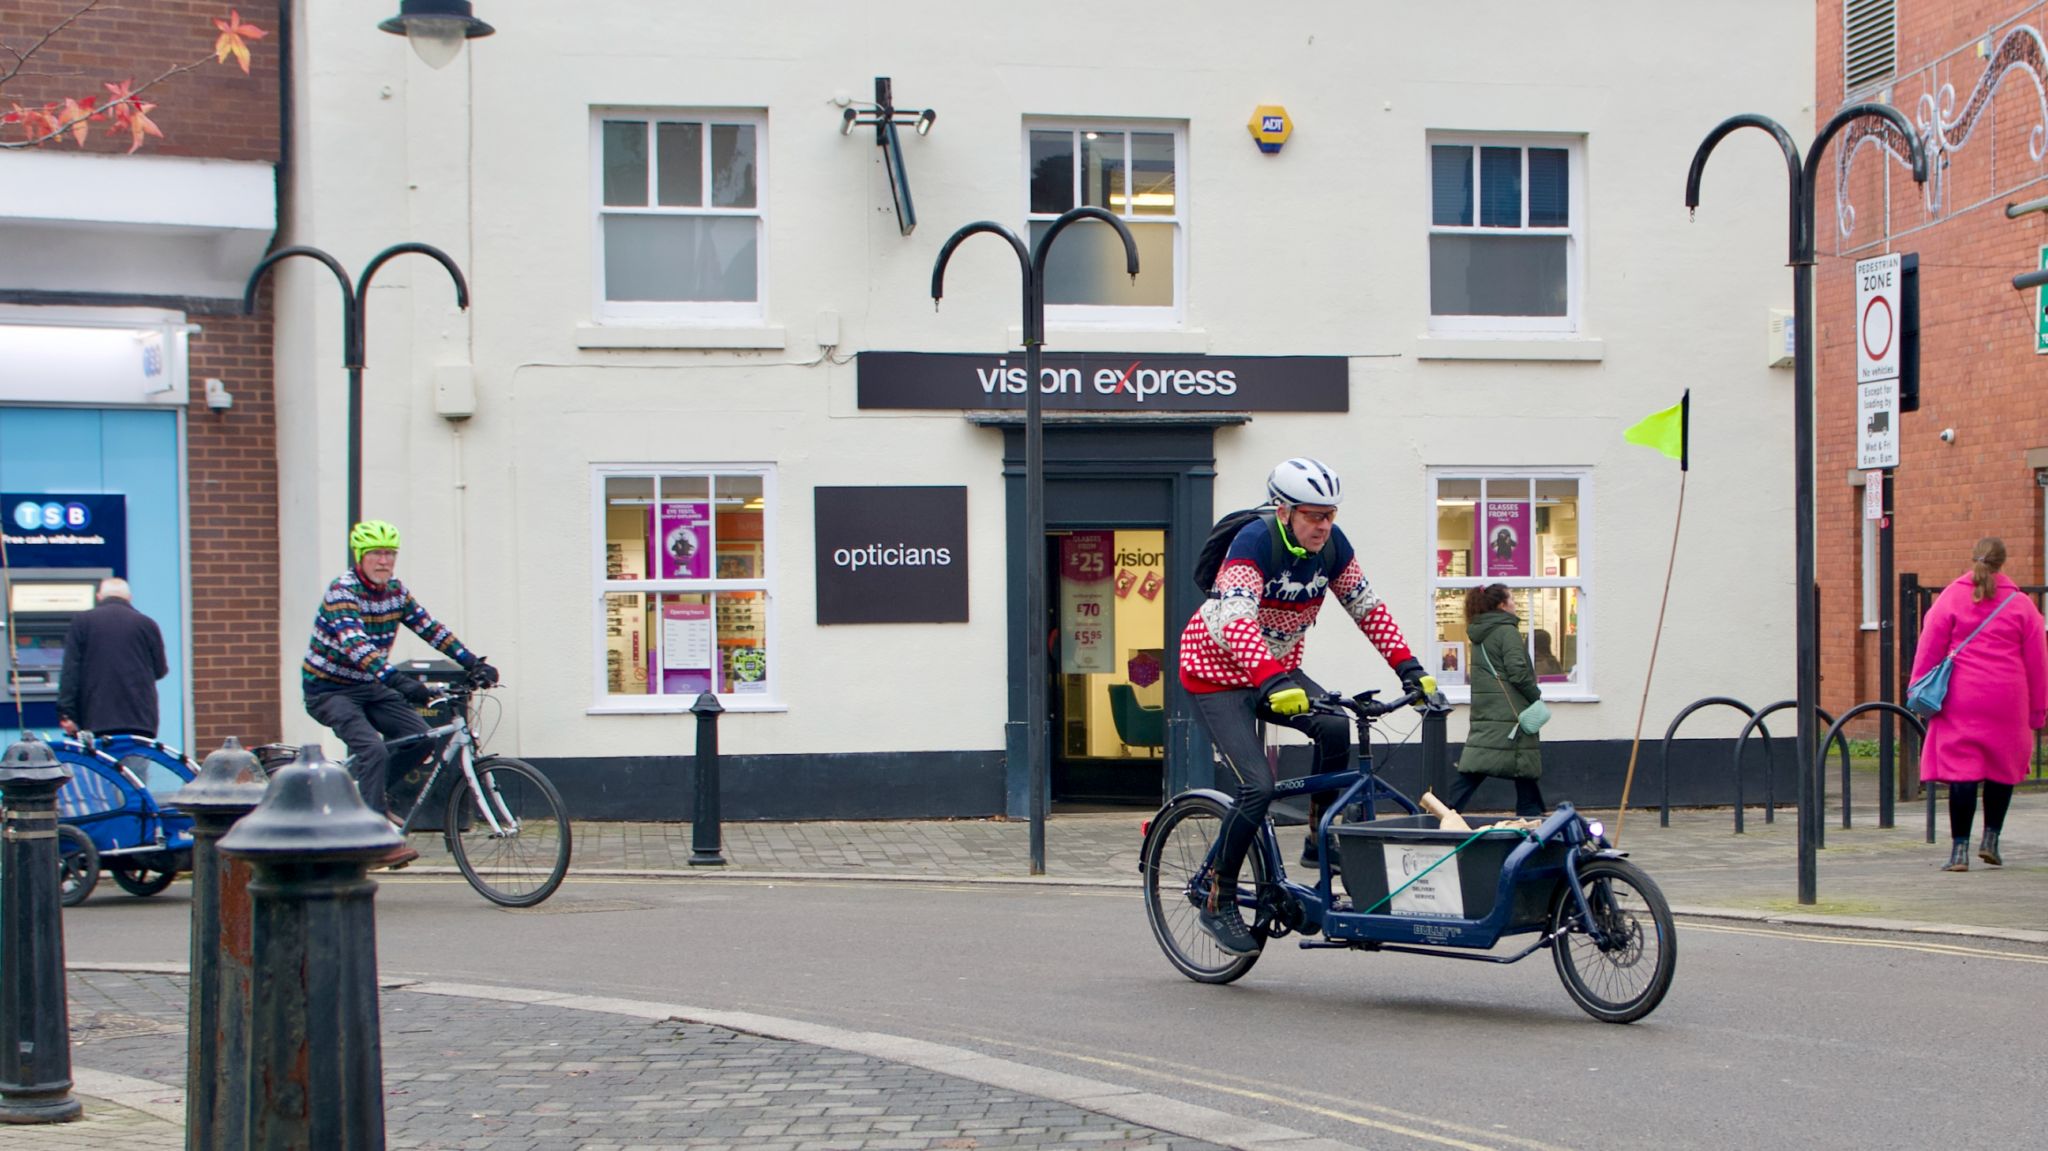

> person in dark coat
[56,577,168,738]
[1445,583,1545,817]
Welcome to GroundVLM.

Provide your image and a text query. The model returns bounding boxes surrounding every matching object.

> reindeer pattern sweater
[1178,517,1413,692]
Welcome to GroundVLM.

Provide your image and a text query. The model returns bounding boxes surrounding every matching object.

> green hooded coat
[1459,610,1544,780]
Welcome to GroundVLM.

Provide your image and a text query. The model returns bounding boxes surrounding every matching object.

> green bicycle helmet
[350,519,402,560]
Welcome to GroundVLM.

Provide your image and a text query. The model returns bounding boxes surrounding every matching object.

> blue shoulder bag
[1905,593,2017,719]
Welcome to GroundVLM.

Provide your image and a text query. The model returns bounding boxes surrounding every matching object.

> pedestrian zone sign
[1856,253,1901,383]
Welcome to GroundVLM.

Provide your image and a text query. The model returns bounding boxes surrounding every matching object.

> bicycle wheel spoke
[446,758,570,908]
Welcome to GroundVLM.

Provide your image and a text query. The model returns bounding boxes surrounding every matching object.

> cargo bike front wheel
[1549,857,1676,1024]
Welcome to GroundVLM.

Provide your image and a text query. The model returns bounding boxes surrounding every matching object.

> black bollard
[689,692,726,866]
[1420,695,1451,800]
[219,744,400,1151]
[0,733,82,1124]
[170,736,268,1150]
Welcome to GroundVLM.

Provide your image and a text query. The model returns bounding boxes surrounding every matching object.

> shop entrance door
[991,417,1242,818]
[1050,528,1169,804]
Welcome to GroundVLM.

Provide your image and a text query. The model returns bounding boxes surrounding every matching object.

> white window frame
[1426,467,1594,703]
[591,108,768,326]
[1023,120,1187,329]
[1425,133,1584,336]
[589,463,781,712]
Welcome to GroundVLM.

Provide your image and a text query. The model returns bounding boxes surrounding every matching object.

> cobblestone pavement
[399,788,2048,938]
[41,970,1233,1151]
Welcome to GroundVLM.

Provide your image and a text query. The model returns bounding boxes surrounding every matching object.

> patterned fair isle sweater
[1178,517,1414,692]
[302,569,473,693]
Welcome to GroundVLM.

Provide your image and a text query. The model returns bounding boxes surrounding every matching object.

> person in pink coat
[1908,538,2048,871]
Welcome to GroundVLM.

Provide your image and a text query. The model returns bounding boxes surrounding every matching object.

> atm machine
[0,566,112,731]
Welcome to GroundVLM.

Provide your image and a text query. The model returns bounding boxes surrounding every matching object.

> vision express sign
[858,352,1347,412]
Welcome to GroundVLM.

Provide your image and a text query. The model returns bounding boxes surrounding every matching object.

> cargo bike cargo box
[1333,815,1569,927]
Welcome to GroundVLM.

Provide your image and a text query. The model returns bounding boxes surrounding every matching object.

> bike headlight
[1586,820,1606,841]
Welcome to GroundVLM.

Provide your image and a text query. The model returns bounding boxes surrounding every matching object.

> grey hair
[97,577,132,602]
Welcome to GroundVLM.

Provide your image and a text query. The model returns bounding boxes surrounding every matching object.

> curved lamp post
[243,243,471,560]
[1686,105,1926,905]
[931,207,1139,874]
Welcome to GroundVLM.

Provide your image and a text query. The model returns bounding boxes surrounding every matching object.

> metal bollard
[1420,695,1451,800]
[0,733,82,1124]
[689,692,726,866]
[219,744,400,1151]
[170,737,268,1150]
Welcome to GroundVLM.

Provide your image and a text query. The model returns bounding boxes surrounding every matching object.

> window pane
[1433,587,1471,687]
[655,122,703,207]
[603,591,649,694]
[652,593,715,696]
[1524,587,1577,682]
[714,474,764,580]
[604,215,759,302]
[1479,146,1521,227]
[1033,220,1173,306]
[1430,145,1473,226]
[717,591,769,693]
[602,120,648,207]
[604,476,654,581]
[1434,488,1476,579]
[1080,130,1125,211]
[1533,479,1579,575]
[651,475,711,579]
[710,124,757,208]
[1129,132,1175,216]
[1429,234,1567,316]
[1029,130,1074,214]
[1528,147,1569,227]
[1477,491,1530,578]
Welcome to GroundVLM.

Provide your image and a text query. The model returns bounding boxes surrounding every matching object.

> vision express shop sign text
[857,352,1347,412]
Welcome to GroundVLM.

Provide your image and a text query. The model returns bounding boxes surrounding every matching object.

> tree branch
[0,0,108,91]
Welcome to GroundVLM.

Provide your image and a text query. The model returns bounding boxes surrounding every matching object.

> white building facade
[277,2,1813,818]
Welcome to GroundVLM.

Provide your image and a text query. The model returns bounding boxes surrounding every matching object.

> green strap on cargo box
[1357,825,1532,916]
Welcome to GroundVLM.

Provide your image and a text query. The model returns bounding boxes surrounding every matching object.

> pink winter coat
[1910,572,2048,785]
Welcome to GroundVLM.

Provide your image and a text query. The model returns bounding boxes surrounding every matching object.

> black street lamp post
[1686,105,1926,904]
[931,208,1139,875]
[243,243,471,561]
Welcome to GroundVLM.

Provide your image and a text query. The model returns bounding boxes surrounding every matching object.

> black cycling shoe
[1198,905,1262,956]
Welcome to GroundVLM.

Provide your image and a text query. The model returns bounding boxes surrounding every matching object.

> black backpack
[1192,508,1337,597]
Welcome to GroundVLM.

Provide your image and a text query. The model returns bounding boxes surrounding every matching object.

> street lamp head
[915,109,936,136]
[378,0,495,70]
[841,106,858,136]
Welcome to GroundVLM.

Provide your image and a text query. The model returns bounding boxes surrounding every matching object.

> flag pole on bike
[1615,391,1690,846]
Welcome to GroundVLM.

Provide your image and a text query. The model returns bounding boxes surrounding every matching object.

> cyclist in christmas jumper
[303,520,497,867]
[1182,458,1432,956]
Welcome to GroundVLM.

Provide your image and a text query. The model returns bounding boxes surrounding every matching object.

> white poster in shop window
[1383,842,1465,917]
[1858,378,1899,470]
[1059,532,1116,674]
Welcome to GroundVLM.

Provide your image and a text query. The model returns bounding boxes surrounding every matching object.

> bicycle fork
[452,744,518,839]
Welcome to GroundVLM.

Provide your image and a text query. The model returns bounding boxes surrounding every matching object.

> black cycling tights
[1948,780,2014,840]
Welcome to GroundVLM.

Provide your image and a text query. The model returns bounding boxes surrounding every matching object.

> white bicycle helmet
[1266,457,1343,507]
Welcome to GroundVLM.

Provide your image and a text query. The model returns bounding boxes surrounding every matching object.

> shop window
[1427,134,1582,334]
[1025,122,1183,323]
[594,110,765,323]
[1430,472,1589,700]
[595,467,773,708]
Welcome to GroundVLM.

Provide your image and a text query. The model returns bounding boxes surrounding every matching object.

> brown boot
[376,843,420,871]
[1941,838,1969,872]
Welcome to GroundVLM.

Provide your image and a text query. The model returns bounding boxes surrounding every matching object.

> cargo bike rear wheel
[1141,794,1271,984]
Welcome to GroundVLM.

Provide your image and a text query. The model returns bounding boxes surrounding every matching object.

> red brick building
[0,1,283,750]
[1817,0,2048,720]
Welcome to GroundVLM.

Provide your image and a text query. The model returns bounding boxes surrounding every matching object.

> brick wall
[0,0,281,161]
[1815,0,2048,729]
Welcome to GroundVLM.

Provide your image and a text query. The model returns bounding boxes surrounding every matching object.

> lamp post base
[0,1089,83,1125]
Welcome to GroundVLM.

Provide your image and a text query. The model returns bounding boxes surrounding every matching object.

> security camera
[204,377,233,412]
[1939,427,1956,443]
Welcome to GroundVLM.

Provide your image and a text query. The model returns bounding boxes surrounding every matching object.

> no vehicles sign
[1856,253,1902,383]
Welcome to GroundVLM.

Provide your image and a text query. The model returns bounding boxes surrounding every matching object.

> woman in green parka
[1445,583,1546,817]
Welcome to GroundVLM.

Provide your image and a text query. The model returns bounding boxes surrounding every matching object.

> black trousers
[1948,780,2015,840]
[305,682,430,817]
[1444,770,1546,818]
[1191,672,1350,891]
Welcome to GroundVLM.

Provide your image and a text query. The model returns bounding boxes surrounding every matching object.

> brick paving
[47,970,1227,1151]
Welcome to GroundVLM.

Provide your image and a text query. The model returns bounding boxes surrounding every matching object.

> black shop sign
[857,352,1348,413]
[815,486,968,624]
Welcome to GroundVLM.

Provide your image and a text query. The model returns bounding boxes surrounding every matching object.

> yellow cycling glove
[1257,673,1311,717]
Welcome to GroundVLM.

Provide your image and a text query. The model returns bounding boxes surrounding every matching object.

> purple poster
[649,501,712,579]
[1478,501,1530,578]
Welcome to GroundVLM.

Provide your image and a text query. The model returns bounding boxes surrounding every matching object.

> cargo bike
[1140,685,1677,1023]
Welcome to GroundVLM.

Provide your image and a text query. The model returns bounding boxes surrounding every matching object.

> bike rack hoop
[1660,696,1756,828]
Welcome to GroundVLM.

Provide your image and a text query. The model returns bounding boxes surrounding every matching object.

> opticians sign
[857,352,1348,413]
[815,486,969,624]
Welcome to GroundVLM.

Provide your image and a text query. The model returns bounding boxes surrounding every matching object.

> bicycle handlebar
[1310,684,1446,721]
